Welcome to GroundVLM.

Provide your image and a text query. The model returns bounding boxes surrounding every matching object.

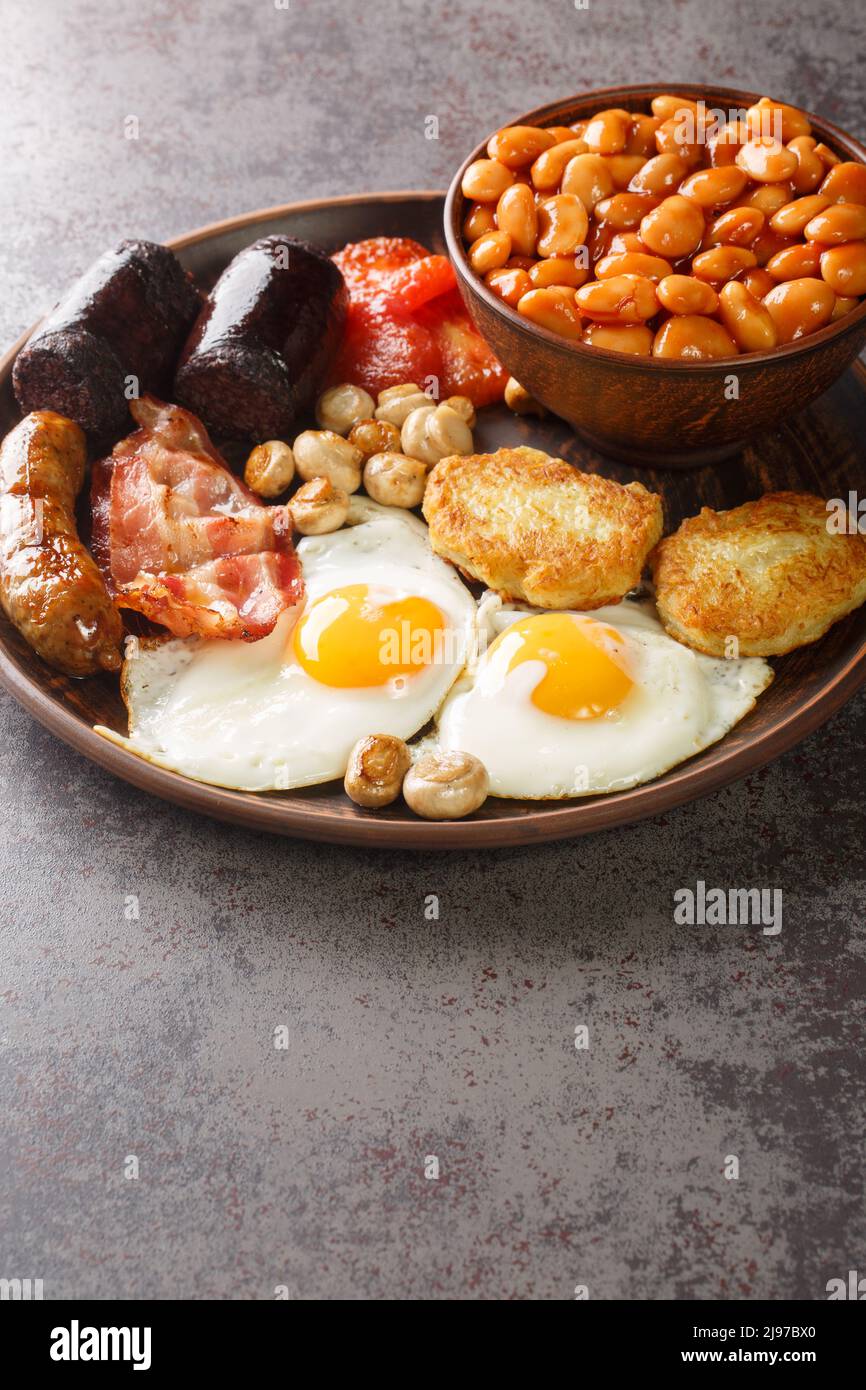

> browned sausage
[0,412,123,676]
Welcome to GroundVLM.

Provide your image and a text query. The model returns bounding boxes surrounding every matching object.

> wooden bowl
[445,83,866,468]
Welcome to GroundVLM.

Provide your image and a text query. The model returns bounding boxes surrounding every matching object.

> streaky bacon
[91,396,303,640]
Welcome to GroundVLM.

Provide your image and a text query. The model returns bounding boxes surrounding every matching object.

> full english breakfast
[3,91,866,824]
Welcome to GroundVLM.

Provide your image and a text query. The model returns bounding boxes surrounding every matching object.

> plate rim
[1,189,865,849]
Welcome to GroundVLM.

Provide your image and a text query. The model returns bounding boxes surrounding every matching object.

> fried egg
[96,499,476,791]
[429,594,773,799]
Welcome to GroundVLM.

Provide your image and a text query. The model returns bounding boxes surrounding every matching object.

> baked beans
[745,98,812,143]
[463,201,497,241]
[655,118,703,165]
[831,294,860,319]
[691,245,757,283]
[652,315,738,358]
[582,322,654,353]
[626,115,662,157]
[640,195,705,257]
[531,139,591,191]
[820,242,866,296]
[766,242,823,281]
[496,183,538,257]
[804,203,866,244]
[594,192,659,231]
[468,230,511,274]
[628,152,689,196]
[763,277,836,341]
[464,93,866,356]
[820,161,866,204]
[575,273,658,322]
[788,137,825,194]
[815,142,841,169]
[583,109,630,155]
[488,126,555,168]
[595,251,673,283]
[462,158,514,202]
[736,138,798,184]
[770,194,833,236]
[605,154,647,188]
[739,267,777,299]
[679,165,749,207]
[528,256,590,289]
[516,286,584,338]
[560,153,614,209]
[705,206,765,246]
[706,120,749,168]
[657,274,719,315]
[740,183,793,216]
[651,94,700,123]
[485,265,533,306]
[608,231,647,254]
[536,194,589,256]
[718,281,779,351]
[750,228,797,266]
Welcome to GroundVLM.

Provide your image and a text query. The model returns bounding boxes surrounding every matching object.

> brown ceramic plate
[1,192,865,848]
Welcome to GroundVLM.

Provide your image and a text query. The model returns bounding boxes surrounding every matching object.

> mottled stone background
[1,0,864,1300]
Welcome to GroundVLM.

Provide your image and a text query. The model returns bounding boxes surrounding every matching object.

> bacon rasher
[91,397,303,640]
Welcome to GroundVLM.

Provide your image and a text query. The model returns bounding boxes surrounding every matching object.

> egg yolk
[292,583,447,688]
[491,612,633,719]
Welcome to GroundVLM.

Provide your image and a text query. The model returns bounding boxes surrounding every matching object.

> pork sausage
[174,236,347,443]
[0,412,123,676]
[12,240,200,443]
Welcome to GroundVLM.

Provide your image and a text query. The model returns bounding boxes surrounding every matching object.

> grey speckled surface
[1,0,865,1301]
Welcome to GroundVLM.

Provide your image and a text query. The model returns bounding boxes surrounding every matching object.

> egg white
[429,593,774,799]
[95,499,477,791]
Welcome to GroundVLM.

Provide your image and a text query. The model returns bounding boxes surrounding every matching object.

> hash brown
[652,492,866,657]
[422,446,663,610]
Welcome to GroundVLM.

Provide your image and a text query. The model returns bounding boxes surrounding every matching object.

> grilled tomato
[330,237,507,407]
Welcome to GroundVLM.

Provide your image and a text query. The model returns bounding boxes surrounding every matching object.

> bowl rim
[444,82,866,373]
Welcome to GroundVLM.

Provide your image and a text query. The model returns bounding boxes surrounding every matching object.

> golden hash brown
[652,492,866,657]
[422,447,663,610]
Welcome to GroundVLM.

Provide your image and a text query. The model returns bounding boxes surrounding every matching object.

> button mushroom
[293,429,363,493]
[348,417,402,459]
[290,476,349,535]
[402,750,489,820]
[401,402,474,467]
[374,383,431,427]
[363,452,427,509]
[344,734,412,808]
[315,383,375,435]
[442,394,477,427]
[243,440,295,497]
[504,376,546,417]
